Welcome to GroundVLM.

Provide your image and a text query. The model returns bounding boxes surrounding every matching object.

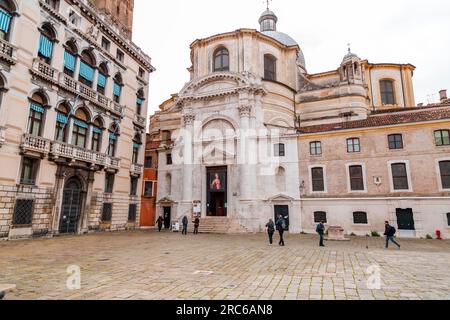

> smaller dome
[259,9,278,32]
[342,48,360,62]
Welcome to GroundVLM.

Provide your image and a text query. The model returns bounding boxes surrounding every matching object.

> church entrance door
[207,167,227,217]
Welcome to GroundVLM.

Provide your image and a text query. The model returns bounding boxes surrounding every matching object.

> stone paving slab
[1,231,450,300]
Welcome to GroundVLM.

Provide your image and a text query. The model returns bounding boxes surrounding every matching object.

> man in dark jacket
[276,215,286,246]
[265,219,275,245]
[156,215,164,232]
[316,221,325,247]
[384,221,401,249]
[182,216,189,235]
[194,216,200,235]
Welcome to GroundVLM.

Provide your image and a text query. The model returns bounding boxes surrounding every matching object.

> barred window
[353,212,368,224]
[314,211,327,223]
[128,204,137,222]
[311,167,325,192]
[101,203,113,222]
[12,199,34,226]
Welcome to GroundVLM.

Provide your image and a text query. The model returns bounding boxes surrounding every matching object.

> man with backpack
[276,215,286,246]
[316,221,325,247]
[384,221,401,249]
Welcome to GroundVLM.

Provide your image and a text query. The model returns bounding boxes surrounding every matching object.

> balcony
[50,141,121,170]
[134,114,146,127]
[0,38,17,65]
[130,163,144,176]
[0,126,5,147]
[20,134,51,156]
[31,58,59,84]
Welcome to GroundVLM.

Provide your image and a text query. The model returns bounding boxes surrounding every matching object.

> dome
[342,48,360,62]
[262,30,298,47]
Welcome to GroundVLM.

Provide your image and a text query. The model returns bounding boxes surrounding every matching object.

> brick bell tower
[90,0,135,38]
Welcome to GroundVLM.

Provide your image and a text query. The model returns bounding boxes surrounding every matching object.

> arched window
[136,88,145,116]
[71,108,90,148]
[91,117,103,152]
[27,92,47,136]
[63,40,78,77]
[107,123,119,157]
[380,80,396,105]
[132,132,142,164]
[166,173,172,195]
[264,54,277,81]
[97,62,108,95]
[0,0,15,41]
[113,73,123,103]
[54,103,70,142]
[38,23,56,64]
[79,49,96,87]
[276,167,286,192]
[213,47,229,72]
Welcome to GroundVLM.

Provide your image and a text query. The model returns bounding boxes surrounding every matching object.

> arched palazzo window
[113,73,123,103]
[91,117,103,152]
[380,80,396,105]
[71,108,89,148]
[63,41,78,77]
[38,23,56,64]
[264,54,277,81]
[107,123,119,157]
[97,63,108,95]
[54,103,70,142]
[79,50,96,87]
[136,89,145,116]
[213,47,229,72]
[0,0,15,41]
[27,92,47,137]
[132,132,142,164]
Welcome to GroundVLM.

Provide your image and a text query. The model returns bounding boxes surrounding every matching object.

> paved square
[1,231,450,300]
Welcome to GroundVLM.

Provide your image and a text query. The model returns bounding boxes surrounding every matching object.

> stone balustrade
[134,114,146,126]
[20,134,51,155]
[130,163,144,175]
[0,38,17,64]
[31,58,58,83]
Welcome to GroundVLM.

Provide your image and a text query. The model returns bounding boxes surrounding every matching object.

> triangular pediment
[266,194,295,202]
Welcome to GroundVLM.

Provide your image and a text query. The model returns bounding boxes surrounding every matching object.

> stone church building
[148,8,450,238]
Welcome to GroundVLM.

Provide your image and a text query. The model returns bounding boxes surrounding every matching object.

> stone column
[182,112,195,202]
[50,166,66,235]
[80,171,95,234]
[238,104,252,200]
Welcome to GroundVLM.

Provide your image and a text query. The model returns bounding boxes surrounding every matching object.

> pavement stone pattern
[1,231,450,300]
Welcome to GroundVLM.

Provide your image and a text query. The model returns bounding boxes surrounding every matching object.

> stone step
[186,217,249,234]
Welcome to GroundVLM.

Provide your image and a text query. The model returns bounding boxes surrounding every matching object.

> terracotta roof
[299,105,450,134]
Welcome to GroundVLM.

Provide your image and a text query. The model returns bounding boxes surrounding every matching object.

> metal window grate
[128,204,137,222]
[101,203,113,222]
[353,212,368,224]
[12,199,34,226]
[314,211,327,223]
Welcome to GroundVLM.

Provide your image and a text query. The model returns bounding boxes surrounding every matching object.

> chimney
[439,89,448,102]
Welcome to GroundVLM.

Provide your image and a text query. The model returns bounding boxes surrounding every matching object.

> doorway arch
[59,177,84,234]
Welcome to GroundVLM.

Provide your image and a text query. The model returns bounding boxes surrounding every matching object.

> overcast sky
[133,0,450,117]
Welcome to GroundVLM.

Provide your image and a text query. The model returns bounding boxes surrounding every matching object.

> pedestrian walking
[316,221,325,247]
[156,215,163,232]
[182,215,189,235]
[384,221,401,249]
[265,219,275,245]
[276,215,286,246]
[194,215,200,235]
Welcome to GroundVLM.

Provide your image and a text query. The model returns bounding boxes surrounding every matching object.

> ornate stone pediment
[266,194,295,202]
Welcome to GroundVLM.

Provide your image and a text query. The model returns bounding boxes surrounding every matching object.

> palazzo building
[146,8,450,238]
[0,0,154,240]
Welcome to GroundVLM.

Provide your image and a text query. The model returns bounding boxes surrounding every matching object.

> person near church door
[276,215,286,246]
[266,219,275,245]
[157,215,163,232]
[194,215,200,235]
[182,215,189,235]
[316,221,325,247]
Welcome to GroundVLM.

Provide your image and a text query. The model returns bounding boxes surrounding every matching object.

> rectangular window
[128,204,137,222]
[12,199,35,226]
[274,144,286,157]
[101,203,113,222]
[435,130,450,146]
[311,167,325,192]
[310,141,322,156]
[91,132,101,152]
[353,212,368,224]
[380,80,396,105]
[439,161,450,189]
[116,50,124,62]
[27,108,43,137]
[101,37,110,51]
[388,134,404,150]
[132,145,139,164]
[162,130,171,141]
[20,157,38,185]
[144,156,153,168]
[144,181,153,197]
[349,165,364,191]
[55,114,68,142]
[130,177,138,196]
[447,213,450,226]
[104,173,115,194]
[314,211,327,224]
[392,163,409,190]
[72,124,87,148]
[166,154,172,165]
[347,138,361,153]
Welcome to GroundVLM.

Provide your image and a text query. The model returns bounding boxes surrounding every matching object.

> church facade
[148,9,450,238]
